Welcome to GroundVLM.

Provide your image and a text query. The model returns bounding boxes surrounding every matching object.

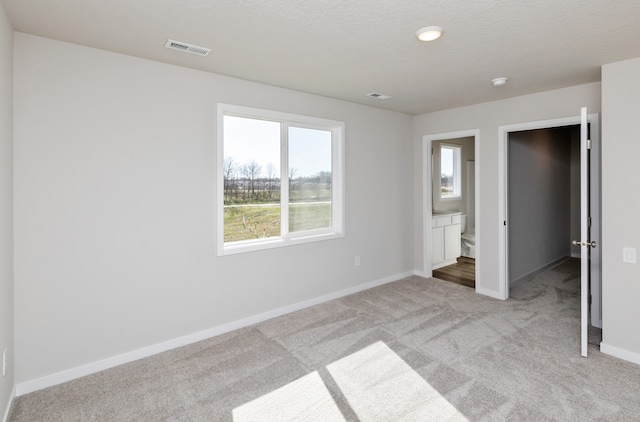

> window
[217,104,344,255]
[440,144,461,199]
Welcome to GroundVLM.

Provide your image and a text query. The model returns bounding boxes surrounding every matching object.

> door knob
[572,240,597,248]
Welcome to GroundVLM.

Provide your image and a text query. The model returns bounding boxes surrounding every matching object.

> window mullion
[332,126,343,232]
[280,122,289,238]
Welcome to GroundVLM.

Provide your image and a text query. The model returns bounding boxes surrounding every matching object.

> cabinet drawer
[435,216,451,227]
[451,214,461,224]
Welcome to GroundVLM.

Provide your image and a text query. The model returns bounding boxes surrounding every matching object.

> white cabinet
[444,224,461,261]
[431,226,444,266]
[431,212,461,270]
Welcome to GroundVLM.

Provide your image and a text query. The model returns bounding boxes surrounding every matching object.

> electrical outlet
[2,348,6,377]
[354,256,361,267]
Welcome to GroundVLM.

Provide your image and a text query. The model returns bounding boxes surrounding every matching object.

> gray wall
[13,33,415,385]
[508,127,577,282]
[0,2,14,418]
[601,57,640,361]
[431,137,474,216]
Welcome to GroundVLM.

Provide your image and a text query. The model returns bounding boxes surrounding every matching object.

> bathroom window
[440,144,461,199]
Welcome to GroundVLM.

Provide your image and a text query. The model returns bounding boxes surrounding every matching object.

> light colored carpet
[232,371,345,422]
[326,341,468,421]
[10,257,640,421]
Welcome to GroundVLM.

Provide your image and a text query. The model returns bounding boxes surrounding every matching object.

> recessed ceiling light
[491,77,509,87]
[416,26,444,42]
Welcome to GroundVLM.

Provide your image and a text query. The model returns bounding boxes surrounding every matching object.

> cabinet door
[444,224,461,261]
[432,226,444,266]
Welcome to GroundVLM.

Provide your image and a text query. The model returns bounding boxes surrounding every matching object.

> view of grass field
[289,202,331,232]
[224,205,280,243]
[224,202,331,243]
[222,112,337,245]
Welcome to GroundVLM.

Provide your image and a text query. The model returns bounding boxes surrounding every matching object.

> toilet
[460,214,476,259]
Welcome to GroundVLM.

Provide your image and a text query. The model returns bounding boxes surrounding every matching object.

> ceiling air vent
[164,39,211,57]
[367,92,392,100]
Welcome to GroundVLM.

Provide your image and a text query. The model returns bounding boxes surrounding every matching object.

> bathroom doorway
[422,130,480,291]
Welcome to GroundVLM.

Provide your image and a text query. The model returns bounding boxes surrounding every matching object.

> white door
[575,106,594,357]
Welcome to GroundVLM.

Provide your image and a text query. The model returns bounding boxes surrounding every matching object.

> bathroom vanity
[431,211,462,269]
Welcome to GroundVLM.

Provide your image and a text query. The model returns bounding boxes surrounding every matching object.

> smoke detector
[164,39,211,56]
[491,77,509,87]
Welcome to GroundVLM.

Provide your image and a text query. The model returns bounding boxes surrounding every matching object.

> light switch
[623,247,636,264]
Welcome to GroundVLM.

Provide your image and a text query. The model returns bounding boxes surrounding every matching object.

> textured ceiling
[3,0,640,115]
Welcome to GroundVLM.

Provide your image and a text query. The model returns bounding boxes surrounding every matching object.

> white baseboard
[432,259,457,270]
[600,342,640,366]
[510,256,568,286]
[475,286,504,300]
[592,318,602,329]
[16,271,414,396]
[418,268,503,300]
[2,386,16,422]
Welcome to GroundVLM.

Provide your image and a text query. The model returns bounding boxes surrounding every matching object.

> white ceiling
[3,0,640,115]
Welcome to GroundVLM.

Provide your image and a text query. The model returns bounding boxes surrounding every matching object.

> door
[575,106,594,357]
[500,112,600,354]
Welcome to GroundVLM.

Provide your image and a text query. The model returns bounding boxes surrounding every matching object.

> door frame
[423,129,480,292]
[497,114,602,328]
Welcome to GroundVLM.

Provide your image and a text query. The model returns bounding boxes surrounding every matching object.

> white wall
[601,57,640,362]
[13,33,414,385]
[0,2,14,419]
[414,83,601,296]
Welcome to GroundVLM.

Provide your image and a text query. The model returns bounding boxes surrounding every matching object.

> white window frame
[440,144,461,200]
[217,104,345,256]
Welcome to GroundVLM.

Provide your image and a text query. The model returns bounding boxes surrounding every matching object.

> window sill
[218,232,345,256]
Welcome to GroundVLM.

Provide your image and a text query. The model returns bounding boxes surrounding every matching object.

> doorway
[498,115,601,328]
[423,129,480,291]
[508,125,579,284]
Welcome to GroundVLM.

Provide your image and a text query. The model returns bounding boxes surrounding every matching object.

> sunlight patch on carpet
[232,371,346,422]
[327,341,468,421]
[233,341,467,421]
